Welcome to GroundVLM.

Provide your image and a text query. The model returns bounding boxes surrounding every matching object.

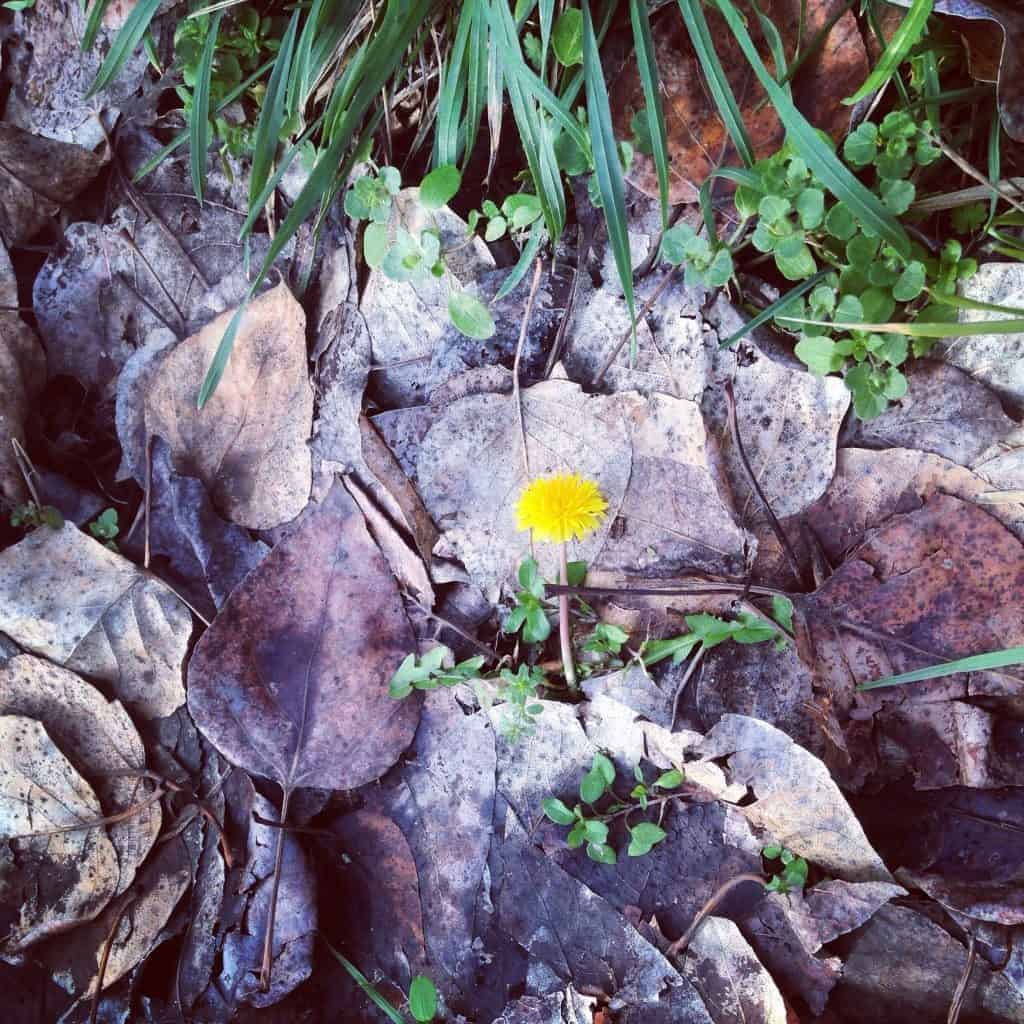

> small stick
[671,644,706,729]
[113,272,182,337]
[724,381,804,587]
[10,437,42,507]
[548,581,793,600]
[143,435,153,569]
[259,787,292,991]
[401,589,497,663]
[513,258,544,481]
[89,893,133,1024]
[666,872,765,958]
[559,544,577,690]
[926,132,1024,218]
[6,789,165,840]
[947,931,977,1024]
[119,230,189,333]
[592,268,677,387]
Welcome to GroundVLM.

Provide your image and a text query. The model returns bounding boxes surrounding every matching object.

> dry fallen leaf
[610,0,869,202]
[0,714,119,953]
[0,123,106,247]
[141,283,313,530]
[187,481,420,795]
[0,523,192,720]
[0,655,161,897]
[696,714,894,882]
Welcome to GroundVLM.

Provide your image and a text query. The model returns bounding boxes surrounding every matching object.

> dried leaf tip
[515,473,608,544]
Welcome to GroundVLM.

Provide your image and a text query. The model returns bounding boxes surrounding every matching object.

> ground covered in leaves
[2,2,1024,1024]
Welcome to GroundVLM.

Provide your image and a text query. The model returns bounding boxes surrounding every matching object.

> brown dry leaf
[414,376,749,598]
[898,867,1024,927]
[187,481,420,795]
[0,714,119,953]
[0,523,191,720]
[802,492,1024,789]
[0,240,46,508]
[774,880,905,953]
[753,446,1024,582]
[142,283,313,530]
[0,655,160,897]
[681,916,788,1024]
[610,0,869,202]
[696,714,894,882]
[0,124,106,247]
[830,904,1024,1021]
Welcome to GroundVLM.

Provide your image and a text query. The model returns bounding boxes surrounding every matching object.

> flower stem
[559,544,577,689]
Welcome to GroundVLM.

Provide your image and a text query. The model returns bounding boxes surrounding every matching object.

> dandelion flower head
[515,473,608,543]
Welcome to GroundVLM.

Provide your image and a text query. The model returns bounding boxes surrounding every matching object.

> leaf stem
[259,785,292,992]
[559,544,577,690]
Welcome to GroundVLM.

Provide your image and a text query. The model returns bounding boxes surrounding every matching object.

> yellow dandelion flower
[515,473,608,544]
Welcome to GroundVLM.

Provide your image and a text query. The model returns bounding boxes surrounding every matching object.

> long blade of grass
[539,0,555,64]
[286,0,329,121]
[86,0,162,97]
[859,646,1024,691]
[720,268,830,348]
[82,0,114,52]
[199,0,438,407]
[844,0,932,106]
[190,10,224,204]
[986,107,1002,228]
[676,0,755,168]
[435,0,476,166]
[320,942,405,1024]
[464,2,488,167]
[132,57,276,183]
[495,220,546,301]
[249,10,300,213]
[925,289,1024,317]
[582,0,636,355]
[775,314,1024,337]
[714,0,911,257]
[629,0,670,227]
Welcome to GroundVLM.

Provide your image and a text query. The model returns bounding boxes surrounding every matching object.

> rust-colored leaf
[611,0,869,203]
[187,481,420,795]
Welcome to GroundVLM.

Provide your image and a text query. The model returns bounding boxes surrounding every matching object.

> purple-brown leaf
[187,482,420,793]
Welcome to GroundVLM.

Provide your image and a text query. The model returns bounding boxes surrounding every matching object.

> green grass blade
[82,0,113,51]
[676,0,755,168]
[495,220,545,301]
[925,289,1024,317]
[320,941,406,1024]
[720,268,830,348]
[435,0,475,166]
[464,2,488,167]
[190,10,223,204]
[86,0,162,97]
[776,314,1024,337]
[582,0,636,353]
[286,0,327,121]
[987,108,1002,227]
[858,646,1024,691]
[132,57,276,183]
[539,0,554,64]
[714,0,911,257]
[249,10,300,214]
[919,47,940,128]
[844,0,932,105]
[629,0,670,227]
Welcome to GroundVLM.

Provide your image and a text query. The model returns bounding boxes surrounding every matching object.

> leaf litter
[3,6,1024,1022]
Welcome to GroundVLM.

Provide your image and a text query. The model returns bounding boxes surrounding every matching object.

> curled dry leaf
[0,655,161,897]
[141,283,313,531]
[0,124,105,248]
[0,523,191,720]
[187,481,420,794]
[0,240,46,507]
[610,0,868,202]
[696,714,894,882]
[0,714,119,953]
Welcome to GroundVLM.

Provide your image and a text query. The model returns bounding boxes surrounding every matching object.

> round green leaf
[552,8,583,66]
[892,260,926,302]
[542,797,577,826]
[448,291,496,340]
[420,164,461,211]
[363,223,388,269]
[586,842,617,864]
[408,975,438,1023]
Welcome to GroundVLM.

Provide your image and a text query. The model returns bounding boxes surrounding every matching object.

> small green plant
[543,754,685,864]
[661,222,734,289]
[10,502,63,531]
[326,942,439,1024]
[504,557,552,644]
[88,508,120,551]
[387,644,543,743]
[640,598,794,668]
[762,844,809,894]
[578,622,630,677]
[407,974,438,1023]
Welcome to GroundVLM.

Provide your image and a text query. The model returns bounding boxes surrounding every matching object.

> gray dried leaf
[0,714,119,952]
[697,714,893,882]
[0,524,191,720]
[140,283,313,530]
[0,655,160,896]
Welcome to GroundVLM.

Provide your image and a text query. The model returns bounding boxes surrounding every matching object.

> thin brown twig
[119,230,189,332]
[89,892,133,1024]
[666,873,766,959]
[926,132,1024,218]
[548,581,793,600]
[113,272,182,337]
[259,787,292,991]
[6,789,165,840]
[948,931,977,1024]
[724,381,804,587]
[592,268,677,387]
[401,589,497,663]
[144,434,153,569]
[672,644,706,730]
[10,437,42,507]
